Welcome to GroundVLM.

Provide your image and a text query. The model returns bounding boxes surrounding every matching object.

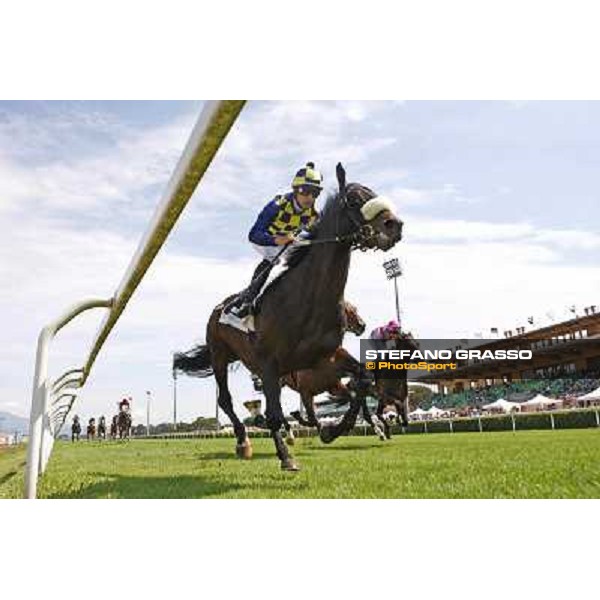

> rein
[290,224,377,251]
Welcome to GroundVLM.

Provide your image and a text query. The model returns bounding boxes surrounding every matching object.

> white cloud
[388,182,479,208]
[0,108,196,216]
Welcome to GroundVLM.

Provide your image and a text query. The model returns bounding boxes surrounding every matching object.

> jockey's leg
[225,243,286,316]
[226,259,274,317]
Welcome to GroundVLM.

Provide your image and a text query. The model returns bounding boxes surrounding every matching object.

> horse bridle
[335,163,380,251]
[291,163,379,251]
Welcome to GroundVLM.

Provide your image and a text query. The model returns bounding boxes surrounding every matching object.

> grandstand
[416,312,600,410]
[311,313,600,417]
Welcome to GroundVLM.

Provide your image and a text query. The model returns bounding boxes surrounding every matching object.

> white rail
[24,100,246,498]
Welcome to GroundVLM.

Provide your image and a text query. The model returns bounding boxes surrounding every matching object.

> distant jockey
[370,320,402,341]
[118,397,131,412]
[225,162,323,317]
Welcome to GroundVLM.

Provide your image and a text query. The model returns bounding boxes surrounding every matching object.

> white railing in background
[24,100,246,498]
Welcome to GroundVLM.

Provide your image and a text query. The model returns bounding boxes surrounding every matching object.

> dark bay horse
[286,347,394,441]
[326,334,419,440]
[110,415,118,440]
[97,416,107,440]
[117,411,132,439]
[372,334,419,438]
[283,300,365,434]
[87,418,96,441]
[174,164,403,470]
[71,416,81,442]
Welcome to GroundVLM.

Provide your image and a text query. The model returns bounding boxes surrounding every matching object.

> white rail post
[24,101,245,499]
[24,299,113,499]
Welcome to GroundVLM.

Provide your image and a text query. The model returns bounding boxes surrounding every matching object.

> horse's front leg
[301,391,321,429]
[363,400,386,441]
[398,378,410,431]
[283,418,295,446]
[263,361,299,471]
[319,364,371,444]
[290,391,320,429]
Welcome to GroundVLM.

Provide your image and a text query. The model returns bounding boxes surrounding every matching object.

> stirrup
[230,301,253,318]
[223,295,243,315]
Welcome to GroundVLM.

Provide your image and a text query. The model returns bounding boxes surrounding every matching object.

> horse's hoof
[319,425,336,444]
[285,436,295,446]
[236,440,253,459]
[280,459,300,472]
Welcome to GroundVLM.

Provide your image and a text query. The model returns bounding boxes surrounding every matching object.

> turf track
[1,429,598,498]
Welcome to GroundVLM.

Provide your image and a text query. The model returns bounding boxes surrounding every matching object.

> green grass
[2,429,599,498]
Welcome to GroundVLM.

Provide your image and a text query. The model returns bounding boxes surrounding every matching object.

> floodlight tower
[172,364,178,431]
[145,390,151,436]
[383,257,402,322]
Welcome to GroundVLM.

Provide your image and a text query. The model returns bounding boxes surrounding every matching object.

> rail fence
[24,101,246,498]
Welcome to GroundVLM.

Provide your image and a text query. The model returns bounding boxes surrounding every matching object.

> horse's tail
[173,343,214,378]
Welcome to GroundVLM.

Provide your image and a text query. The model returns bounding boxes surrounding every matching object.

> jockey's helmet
[292,162,323,196]
[385,320,401,336]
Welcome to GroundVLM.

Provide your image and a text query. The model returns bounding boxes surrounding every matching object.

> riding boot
[226,259,274,317]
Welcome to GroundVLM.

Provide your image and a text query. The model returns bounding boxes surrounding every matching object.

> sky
[1,100,599,427]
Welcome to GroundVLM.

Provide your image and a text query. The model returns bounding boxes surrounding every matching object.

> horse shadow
[44,473,245,499]
[0,460,25,486]
[308,442,383,452]
[195,451,275,462]
[0,470,19,486]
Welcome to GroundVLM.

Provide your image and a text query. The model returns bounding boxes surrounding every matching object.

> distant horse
[87,418,96,441]
[71,416,81,442]
[322,335,418,440]
[109,415,118,440]
[285,348,387,440]
[117,411,132,439]
[282,301,365,444]
[173,164,403,470]
[97,416,107,440]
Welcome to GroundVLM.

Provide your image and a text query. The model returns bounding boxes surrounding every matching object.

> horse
[87,418,96,441]
[117,411,132,439]
[71,416,81,442]
[243,300,363,445]
[280,301,365,443]
[97,416,107,440]
[324,334,419,440]
[240,300,399,444]
[110,415,118,440]
[173,163,403,470]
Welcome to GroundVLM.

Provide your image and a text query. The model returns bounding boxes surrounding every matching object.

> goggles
[298,186,321,198]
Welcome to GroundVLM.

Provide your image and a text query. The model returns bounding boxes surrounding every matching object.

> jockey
[225,162,323,317]
[370,320,401,341]
[119,397,131,412]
